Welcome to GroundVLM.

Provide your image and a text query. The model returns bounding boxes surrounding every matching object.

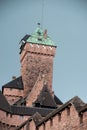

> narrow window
[6,112,9,117]
[50,118,53,126]
[43,123,45,130]
[67,107,70,116]
[10,114,12,118]
[36,127,38,130]
[58,113,61,122]
[26,122,29,130]
[80,113,83,124]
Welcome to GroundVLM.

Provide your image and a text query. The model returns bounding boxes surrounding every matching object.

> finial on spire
[37,23,41,28]
[37,23,40,25]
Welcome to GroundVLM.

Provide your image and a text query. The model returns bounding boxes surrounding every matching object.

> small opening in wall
[38,38,42,41]
[80,113,83,124]
[43,123,45,130]
[67,107,70,116]
[58,113,61,122]
[26,121,29,130]
[10,114,12,118]
[36,127,39,130]
[6,112,9,117]
[50,118,53,126]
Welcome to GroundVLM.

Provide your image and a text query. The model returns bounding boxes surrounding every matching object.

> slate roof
[31,112,43,125]
[19,27,57,54]
[33,85,57,108]
[0,90,87,130]
[0,89,54,116]
[15,96,87,130]
[21,34,30,42]
[15,112,43,130]
[2,76,24,91]
[79,104,87,113]
[54,95,63,105]
[26,27,56,46]
[37,96,85,126]
[13,97,26,106]
[0,91,10,112]
[19,34,30,54]
[11,106,54,116]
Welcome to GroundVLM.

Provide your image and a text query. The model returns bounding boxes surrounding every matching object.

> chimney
[44,29,47,39]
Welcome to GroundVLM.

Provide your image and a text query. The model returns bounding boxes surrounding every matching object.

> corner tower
[20,26,56,95]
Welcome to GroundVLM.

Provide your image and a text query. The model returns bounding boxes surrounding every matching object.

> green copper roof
[26,27,55,46]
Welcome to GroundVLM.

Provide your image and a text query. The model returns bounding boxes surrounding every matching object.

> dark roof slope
[79,104,87,113]
[0,90,54,116]
[32,112,43,125]
[70,96,85,111]
[21,34,30,41]
[19,34,30,54]
[0,91,10,112]
[2,76,24,91]
[37,96,85,126]
[11,105,54,117]
[33,85,57,108]
[54,95,63,105]
[13,97,26,106]
[15,112,43,130]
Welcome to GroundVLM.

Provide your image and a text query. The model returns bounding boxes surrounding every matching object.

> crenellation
[45,120,50,130]
[20,42,56,96]
[29,120,36,130]
[0,110,29,127]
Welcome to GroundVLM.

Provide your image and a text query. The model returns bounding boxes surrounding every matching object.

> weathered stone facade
[0,27,87,130]
[20,43,56,95]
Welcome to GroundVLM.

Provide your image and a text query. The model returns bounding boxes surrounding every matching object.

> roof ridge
[33,84,57,108]
[2,76,24,91]
[36,96,86,127]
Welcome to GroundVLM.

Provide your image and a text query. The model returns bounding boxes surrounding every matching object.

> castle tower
[20,25,56,95]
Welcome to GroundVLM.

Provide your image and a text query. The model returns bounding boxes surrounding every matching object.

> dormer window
[37,31,41,35]
[38,38,42,41]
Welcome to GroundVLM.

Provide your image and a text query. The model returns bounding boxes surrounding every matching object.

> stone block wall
[0,110,29,127]
[20,43,56,95]
[36,105,87,130]
[3,88,23,104]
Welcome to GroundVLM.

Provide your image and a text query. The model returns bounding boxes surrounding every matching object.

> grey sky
[0,0,87,102]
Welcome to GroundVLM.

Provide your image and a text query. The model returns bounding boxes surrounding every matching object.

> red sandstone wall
[0,110,29,127]
[7,105,87,130]
[29,120,36,130]
[36,106,87,130]
[3,88,23,97]
[20,43,56,95]
[3,88,23,104]
[26,75,45,106]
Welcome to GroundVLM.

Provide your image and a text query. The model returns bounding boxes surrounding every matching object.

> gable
[2,76,24,91]
[33,85,57,109]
